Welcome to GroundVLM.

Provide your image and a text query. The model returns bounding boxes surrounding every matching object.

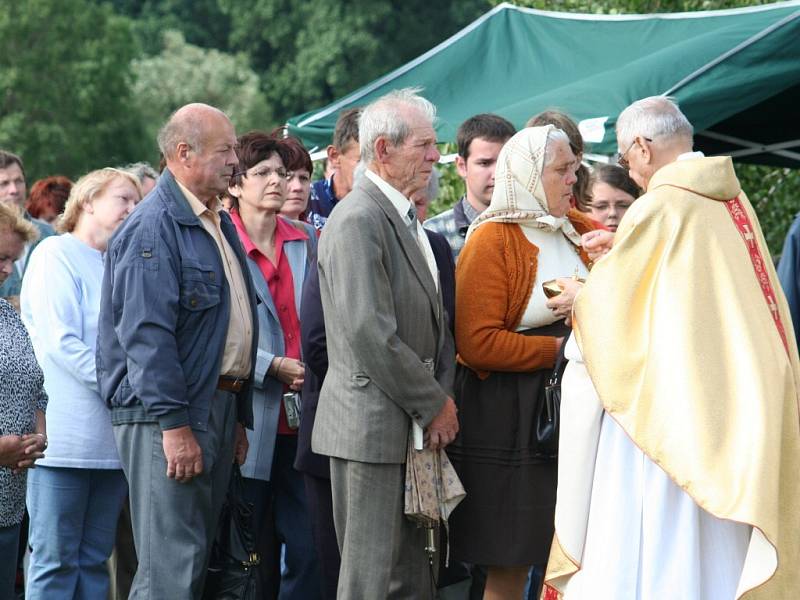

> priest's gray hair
[616,96,693,149]
[359,87,437,165]
[544,128,572,166]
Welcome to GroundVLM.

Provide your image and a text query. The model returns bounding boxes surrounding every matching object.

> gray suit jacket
[312,176,455,464]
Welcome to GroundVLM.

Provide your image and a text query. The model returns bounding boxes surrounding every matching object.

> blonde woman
[21,168,140,599]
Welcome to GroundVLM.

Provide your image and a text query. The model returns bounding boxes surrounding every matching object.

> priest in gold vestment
[544,97,800,600]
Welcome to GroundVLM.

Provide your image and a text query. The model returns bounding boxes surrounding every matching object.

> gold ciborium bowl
[542,277,586,298]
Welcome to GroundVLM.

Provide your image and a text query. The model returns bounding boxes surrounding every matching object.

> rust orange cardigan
[455,209,596,377]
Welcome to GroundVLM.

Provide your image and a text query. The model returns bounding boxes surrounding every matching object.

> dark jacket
[426,229,456,335]
[294,228,456,477]
[778,212,800,344]
[97,168,257,431]
[295,253,328,477]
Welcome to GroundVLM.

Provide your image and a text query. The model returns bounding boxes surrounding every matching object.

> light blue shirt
[21,233,120,469]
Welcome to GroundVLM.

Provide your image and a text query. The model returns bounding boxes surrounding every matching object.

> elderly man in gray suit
[312,88,459,599]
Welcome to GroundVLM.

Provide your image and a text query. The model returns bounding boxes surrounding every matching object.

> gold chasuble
[544,157,800,599]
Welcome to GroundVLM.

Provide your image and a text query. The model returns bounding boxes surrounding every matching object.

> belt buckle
[231,376,244,391]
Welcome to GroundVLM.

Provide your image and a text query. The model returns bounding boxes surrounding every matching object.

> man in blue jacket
[97,103,258,599]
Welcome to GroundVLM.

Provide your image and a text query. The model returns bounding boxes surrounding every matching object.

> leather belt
[217,376,247,393]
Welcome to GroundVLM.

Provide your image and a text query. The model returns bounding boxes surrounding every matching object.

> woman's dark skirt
[447,321,568,567]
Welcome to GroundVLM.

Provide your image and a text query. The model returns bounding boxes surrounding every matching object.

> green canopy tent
[286,1,800,167]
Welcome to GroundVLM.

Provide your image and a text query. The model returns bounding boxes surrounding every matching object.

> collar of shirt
[229,211,307,260]
[365,169,415,226]
[677,151,705,161]
[176,180,222,220]
[365,170,440,294]
[325,175,340,203]
[461,197,480,224]
[453,196,479,238]
[455,196,481,229]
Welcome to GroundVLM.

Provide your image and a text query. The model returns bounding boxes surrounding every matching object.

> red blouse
[231,211,307,435]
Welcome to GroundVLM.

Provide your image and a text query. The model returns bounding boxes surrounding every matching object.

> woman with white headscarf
[447,126,597,599]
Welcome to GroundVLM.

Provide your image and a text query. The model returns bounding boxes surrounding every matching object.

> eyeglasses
[233,167,290,180]
[614,137,652,170]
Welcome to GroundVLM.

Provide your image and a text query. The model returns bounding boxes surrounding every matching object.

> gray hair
[616,96,693,148]
[544,128,572,166]
[358,87,437,165]
[157,103,228,159]
[122,161,159,183]
[158,114,203,160]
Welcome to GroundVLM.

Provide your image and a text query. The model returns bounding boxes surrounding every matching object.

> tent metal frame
[701,131,800,161]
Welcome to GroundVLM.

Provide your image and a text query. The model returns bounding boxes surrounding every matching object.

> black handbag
[202,465,260,600]
[534,333,568,459]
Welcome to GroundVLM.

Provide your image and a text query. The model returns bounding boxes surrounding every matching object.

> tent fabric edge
[662,10,800,96]
[503,0,800,22]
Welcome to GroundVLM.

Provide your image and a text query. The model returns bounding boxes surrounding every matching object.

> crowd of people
[0,88,798,600]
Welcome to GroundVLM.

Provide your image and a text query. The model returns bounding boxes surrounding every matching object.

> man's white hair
[616,96,693,149]
[544,128,571,166]
[358,87,437,165]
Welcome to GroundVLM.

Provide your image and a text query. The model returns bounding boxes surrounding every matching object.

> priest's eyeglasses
[615,137,652,170]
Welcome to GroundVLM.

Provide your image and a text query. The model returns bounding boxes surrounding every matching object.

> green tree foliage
[106,0,232,55]
[221,0,488,123]
[108,0,488,125]
[744,167,800,257]
[131,30,270,164]
[0,0,144,181]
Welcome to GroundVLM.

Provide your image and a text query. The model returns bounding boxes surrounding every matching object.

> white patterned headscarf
[466,125,582,246]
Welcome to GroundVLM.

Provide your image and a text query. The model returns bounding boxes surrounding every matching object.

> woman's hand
[271,357,305,391]
[581,230,615,262]
[546,278,584,326]
[0,434,45,473]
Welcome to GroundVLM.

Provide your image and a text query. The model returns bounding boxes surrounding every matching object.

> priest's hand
[582,230,615,262]
[546,277,583,326]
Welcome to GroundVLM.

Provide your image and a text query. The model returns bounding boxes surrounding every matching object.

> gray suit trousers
[330,457,433,600]
[114,390,237,600]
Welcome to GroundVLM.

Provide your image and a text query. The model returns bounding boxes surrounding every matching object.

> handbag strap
[549,332,570,384]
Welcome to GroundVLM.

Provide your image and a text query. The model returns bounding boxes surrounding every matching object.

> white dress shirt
[365,169,439,291]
